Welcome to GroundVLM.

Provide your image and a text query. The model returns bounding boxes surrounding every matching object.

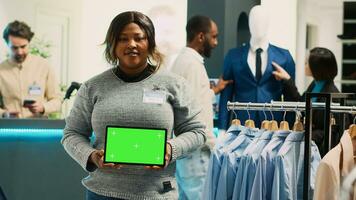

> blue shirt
[215,125,242,149]
[271,132,321,200]
[232,130,274,200]
[215,128,260,200]
[203,125,244,200]
[250,130,291,200]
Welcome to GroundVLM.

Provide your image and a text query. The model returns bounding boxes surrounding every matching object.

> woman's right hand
[89,149,122,169]
[272,61,291,81]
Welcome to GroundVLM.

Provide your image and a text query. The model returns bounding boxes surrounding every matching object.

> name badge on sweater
[143,88,166,104]
[28,83,42,96]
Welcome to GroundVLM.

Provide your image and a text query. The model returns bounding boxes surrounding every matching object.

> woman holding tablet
[61,11,207,200]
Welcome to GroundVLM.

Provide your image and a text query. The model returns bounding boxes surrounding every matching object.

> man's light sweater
[61,68,206,199]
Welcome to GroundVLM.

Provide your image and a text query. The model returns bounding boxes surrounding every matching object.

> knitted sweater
[61,68,206,199]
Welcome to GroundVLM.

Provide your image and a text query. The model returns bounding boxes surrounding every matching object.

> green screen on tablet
[104,126,167,166]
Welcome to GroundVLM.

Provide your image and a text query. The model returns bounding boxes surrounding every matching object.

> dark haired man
[0,20,61,118]
[170,15,232,200]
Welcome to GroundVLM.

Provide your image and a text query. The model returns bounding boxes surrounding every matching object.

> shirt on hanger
[215,127,260,200]
[215,125,242,149]
[271,131,321,200]
[250,130,291,200]
[203,125,244,200]
[233,130,274,200]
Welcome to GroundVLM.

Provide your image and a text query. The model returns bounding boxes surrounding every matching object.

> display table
[0,119,86,200]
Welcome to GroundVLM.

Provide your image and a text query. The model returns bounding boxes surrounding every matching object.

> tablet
[104,126,167,166]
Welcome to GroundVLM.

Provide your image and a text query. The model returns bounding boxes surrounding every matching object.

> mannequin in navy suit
[218,5,296,130]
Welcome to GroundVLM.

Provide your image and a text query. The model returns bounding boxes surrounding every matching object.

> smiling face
[115,23,149,76]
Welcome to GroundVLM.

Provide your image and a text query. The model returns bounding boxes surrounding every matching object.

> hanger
[279,105,290,131]
[349,108,356,139]
[350,124,356,139]
[260,103,269,129]
[245,103,255,128]
[231,110,241,126]
[293,104,304,131]
[268,103,279,131]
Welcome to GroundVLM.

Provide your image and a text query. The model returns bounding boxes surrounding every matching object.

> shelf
[340,39,356,44]
[341,84,356,93]
[344,19,356,24]
[344,2,356,19]
[341,2,356,94]
[343,59,356,64]
[337,80,356,84]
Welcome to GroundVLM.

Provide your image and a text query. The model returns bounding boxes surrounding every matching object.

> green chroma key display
[104,126,167,166]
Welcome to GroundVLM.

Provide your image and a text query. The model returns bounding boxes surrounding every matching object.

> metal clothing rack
[227,93,356,199]
[304,93,355,199]
[227,101,355,113]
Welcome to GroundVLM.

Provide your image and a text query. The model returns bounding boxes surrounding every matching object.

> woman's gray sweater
[61,68,206,199]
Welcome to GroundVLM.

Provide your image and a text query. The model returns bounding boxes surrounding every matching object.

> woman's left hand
[144,143,172,170]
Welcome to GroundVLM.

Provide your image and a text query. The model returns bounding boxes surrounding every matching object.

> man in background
[170,15,232,200]
[0,20,61,118]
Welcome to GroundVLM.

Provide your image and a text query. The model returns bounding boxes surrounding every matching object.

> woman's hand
[272,62,291,81]
[144,143,172,170]
[89,149,123,169]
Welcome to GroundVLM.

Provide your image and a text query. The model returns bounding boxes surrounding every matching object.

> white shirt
[170,47,216,149]
[247,41,269,78]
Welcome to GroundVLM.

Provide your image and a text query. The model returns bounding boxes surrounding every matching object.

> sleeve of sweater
[284,50,296,81]
[282,78,303,102]
[61,82,97,172]
[167,78,207,162]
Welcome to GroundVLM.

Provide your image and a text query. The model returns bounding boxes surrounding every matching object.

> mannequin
[249,5,269,50]
[218,5,296,130]
[248,5,269,78]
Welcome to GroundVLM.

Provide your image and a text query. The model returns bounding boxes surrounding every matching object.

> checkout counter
[0,119,86,200]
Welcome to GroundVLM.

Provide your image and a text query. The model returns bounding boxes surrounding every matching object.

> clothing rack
[227,101,355,114]
[304,93,355,199]
[226,93,356,199]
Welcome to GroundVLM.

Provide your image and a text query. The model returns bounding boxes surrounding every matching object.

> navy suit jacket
[218,44,295,130]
